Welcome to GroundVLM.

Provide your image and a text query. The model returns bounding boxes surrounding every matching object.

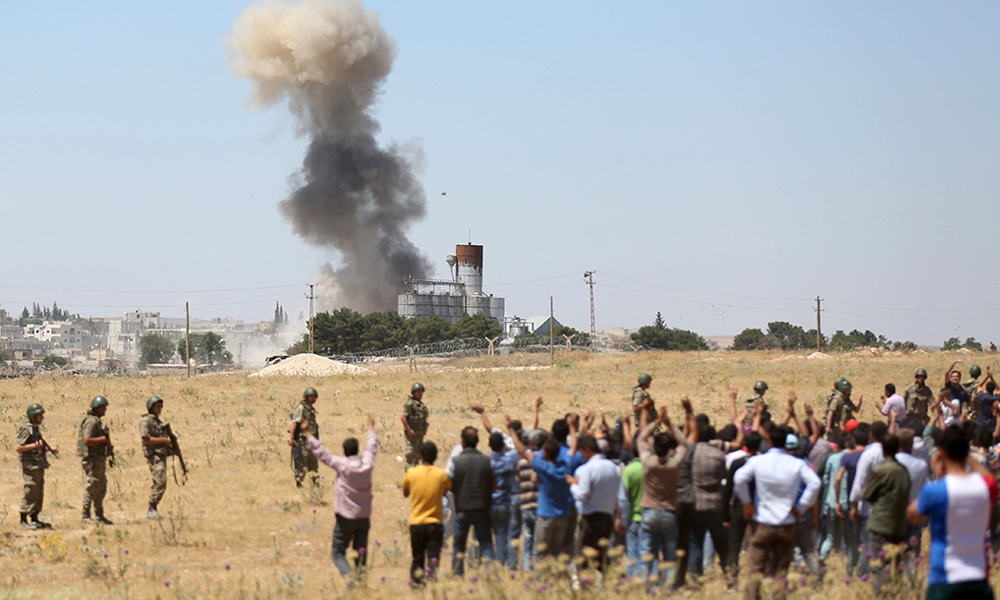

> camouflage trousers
[20,467,44,516]
[82,457,108,518]
[292,442,319,488]
[405,433,425,469]
[148,455,168,507]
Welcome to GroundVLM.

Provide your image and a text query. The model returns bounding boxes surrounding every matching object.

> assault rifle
[164,423,188,485]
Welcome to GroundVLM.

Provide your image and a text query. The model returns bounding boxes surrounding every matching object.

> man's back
[919,473,999,585]
[452,448,493,512]
[404,465,452,525]
[692,442,726,511]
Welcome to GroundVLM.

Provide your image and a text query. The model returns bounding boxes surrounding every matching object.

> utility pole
[815,296,823,352]
[306,284,315,354]
[583,270,596,352]
[185,301,191,378]
[549,296,554,366]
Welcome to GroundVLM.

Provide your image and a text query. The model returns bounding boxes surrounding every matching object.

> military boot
[30,513,51,529]
[20,514,38,530]
[81,509,95,525]
[146,504,162,520]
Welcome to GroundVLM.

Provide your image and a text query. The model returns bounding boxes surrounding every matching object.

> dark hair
[718,424,737,443]
[987,381,997,394]
[653,432,676,457]
[461,426,479,449]
[882,434,899,458]
[940,424,970,462]
[578,436,599,454]
[420,441,438,464]
[542,438,561,461]
[517,429,529,446]
[697,423,716,442]
[940,387,953,398]
[851,429,868,448]
[870,421,888,444]
[509,420,523,432]
[745,432,763,454]
[489,431,505,452]
[885,383,896,395]
[855,422,871,439]
[551,419,570,444]
[963,420,978,443]
[771,425,790,451]
[695,414,710,426]
[975,426,993,449]
[900,417,923,433]
[343,437,359,457]
[828,431,846,449]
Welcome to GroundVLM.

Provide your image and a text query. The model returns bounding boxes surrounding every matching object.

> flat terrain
[0,349,994,599]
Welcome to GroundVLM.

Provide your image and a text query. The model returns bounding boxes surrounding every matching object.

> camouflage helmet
[915,368,928,378]
[411,382,425,394]
[754,381,769,392]
[146,396,163,412]
[970,365,982,379]
[834,378,852,393]
[26,403,45,420]
[637,373,653,386]
[303,387,318,399]
[90,396,109,410]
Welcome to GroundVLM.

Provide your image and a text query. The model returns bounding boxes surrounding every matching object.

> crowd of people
[289,360,1000,599]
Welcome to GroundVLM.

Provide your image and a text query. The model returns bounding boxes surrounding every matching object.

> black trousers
[673,504,696,588]
[578,511,615,571]
[410,523,444,582]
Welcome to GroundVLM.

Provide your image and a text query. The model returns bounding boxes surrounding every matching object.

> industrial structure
[397,243,505,325]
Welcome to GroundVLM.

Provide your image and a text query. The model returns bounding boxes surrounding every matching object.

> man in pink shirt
[303,414,377,579]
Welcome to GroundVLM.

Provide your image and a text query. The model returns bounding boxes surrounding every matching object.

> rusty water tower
[397,243,505,325]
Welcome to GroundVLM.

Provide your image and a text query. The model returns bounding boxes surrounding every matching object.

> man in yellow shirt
[403,441,452,584]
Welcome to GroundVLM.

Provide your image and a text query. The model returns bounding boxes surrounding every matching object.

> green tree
[963,337,983,352]
[653,311,666,329]
[553,325,590,346]
[360,311,408,351]
[0,348,10,367]
[312,308,365,355]
[454,313,503,339]
[893,340,918,352]
[139,334,175,368]
[178,332,233,365]
[404,315,454,345]
[631,323,709,351]
[942,337,963,351]
[732,328,765,350]
[41,354,67,369]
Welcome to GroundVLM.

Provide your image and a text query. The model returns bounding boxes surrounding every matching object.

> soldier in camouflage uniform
[78,396,114,525]
[904,368,934,426]
[289,387,320,489]
[824,378,862,432]
[401,382,429,469]
[631,373,656,427]
[16,404,58,530]
[140,396,174,519]
[963,365,983,419]
[744,381,770,426]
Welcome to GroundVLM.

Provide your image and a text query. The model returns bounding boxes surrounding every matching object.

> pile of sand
[249,353,372,378]
[807,352,830,360]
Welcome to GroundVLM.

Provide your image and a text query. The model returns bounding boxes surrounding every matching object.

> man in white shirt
[735,425,821,600]
[879,384,905,422]
[849,421,887,577]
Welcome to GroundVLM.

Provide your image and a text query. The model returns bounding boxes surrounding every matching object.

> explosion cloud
[228,0,431,311]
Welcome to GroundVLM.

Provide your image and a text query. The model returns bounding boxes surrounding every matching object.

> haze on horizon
[1,1,998,347]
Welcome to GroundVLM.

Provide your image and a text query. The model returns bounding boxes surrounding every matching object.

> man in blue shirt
[488,432,518,568]
[568,436,621,571]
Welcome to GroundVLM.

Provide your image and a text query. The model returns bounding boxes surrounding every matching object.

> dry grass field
[0,349,996,599]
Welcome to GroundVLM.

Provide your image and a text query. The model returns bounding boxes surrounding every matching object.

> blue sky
[1,1,998,345]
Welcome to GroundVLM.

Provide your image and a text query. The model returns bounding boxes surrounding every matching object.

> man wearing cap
[825,379,862,433]
[140,396,175,519]
[16,404,57,529]
[402,383,430,469]
[289,387,321,489]
[632,374,656,427]
[78,396,114,525]
[744,381,770,427]
[904,369,933,426]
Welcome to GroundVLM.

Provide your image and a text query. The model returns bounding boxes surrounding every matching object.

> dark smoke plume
[228,0,431,311]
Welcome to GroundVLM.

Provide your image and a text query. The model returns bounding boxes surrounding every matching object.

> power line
[0,283,307,294]
[0,297,302,309]
[488,273,579,287]
[825,299,1000,314]
[600,283,812,312]
[824,309,1000,323]
[602,274,813,303]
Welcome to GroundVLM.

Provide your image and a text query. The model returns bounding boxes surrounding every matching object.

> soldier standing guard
[16,404,58,530]
[140,396,174,519]
[745,381,770,426]
[824,378,862,432]
[631,374,656,426]
[964,365,983,419]
[79,396,114,525]
[289,387,321,489]
[905,368,934,426]
[402,383,429,469]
